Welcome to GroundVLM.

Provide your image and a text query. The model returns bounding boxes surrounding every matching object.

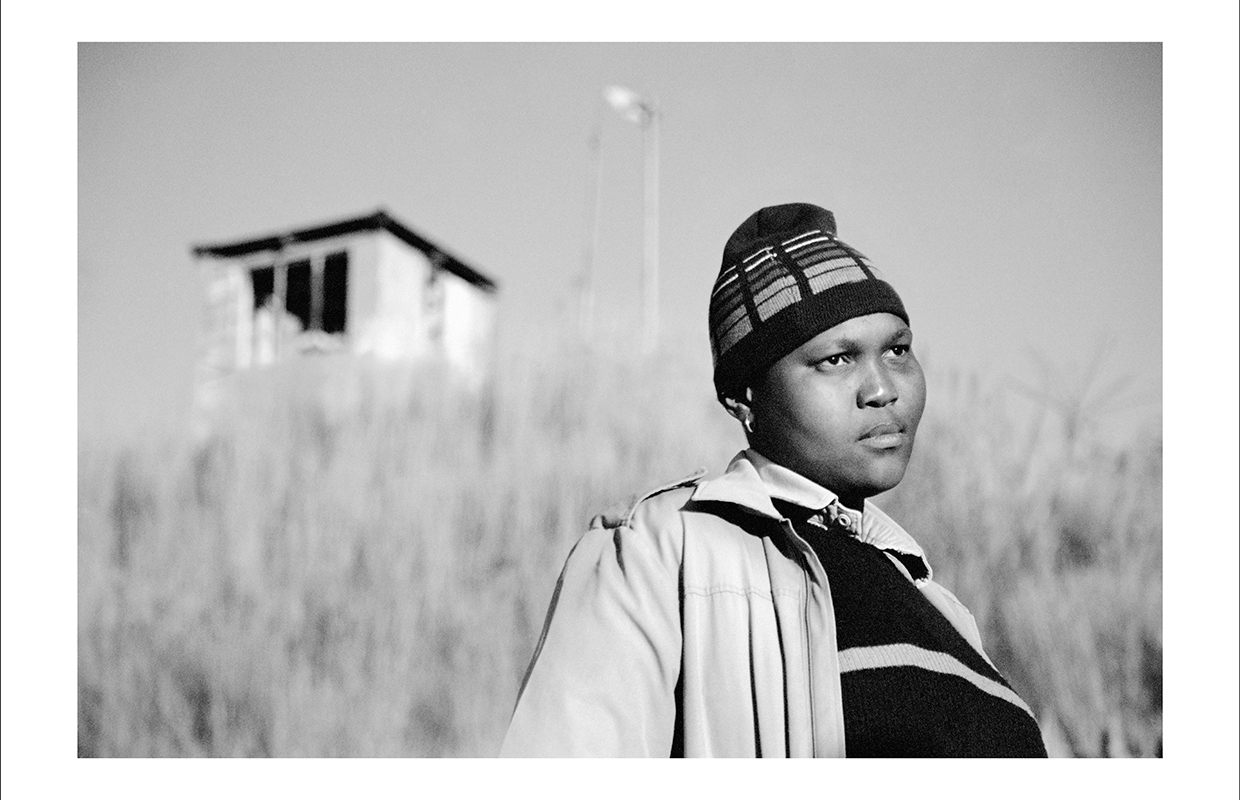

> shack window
[286,259,312,331]
[251,266,274,310]
[322,251,348,334]
[249,252,348,334]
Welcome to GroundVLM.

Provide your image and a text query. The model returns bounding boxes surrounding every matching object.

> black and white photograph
[1,4,1237,793]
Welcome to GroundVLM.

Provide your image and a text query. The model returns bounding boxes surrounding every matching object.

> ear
[722,388,756,433]
[721,394,749,423]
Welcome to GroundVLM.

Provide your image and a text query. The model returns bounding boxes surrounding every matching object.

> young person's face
[747,312,926,508]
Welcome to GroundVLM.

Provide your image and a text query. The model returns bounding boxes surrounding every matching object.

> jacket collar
[690,449,932,578]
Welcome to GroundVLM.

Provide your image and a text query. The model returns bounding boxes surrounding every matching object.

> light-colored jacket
[500,451,991,757]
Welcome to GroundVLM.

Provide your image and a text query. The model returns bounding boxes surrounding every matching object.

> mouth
[861,422,902,439]
[859,421,906,449]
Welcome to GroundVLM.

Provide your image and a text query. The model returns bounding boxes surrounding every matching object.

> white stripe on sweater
[837,643,1035,719]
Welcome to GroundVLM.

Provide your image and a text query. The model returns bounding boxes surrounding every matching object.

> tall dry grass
[77,345,1161,757]
[880,369,1162,757]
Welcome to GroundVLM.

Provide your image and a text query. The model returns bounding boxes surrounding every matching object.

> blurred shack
[191,209,499,410]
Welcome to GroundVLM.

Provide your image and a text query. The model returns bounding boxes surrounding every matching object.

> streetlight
[604,85,660,355]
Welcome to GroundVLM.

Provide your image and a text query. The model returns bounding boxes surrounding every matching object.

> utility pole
[580,123,603,341]
[605,85,660,354]
[642,101,659,355]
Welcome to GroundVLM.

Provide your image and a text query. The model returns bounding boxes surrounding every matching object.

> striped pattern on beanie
[709,203,908,403]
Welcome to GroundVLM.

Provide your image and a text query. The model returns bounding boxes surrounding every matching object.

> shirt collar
[691,449,932,578]
[745,448,851,514]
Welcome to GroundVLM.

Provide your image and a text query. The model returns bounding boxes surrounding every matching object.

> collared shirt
[745,448,932,583]
[746,448,863,530]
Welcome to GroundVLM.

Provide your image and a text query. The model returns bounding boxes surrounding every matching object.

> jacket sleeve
[499,511,684,757]
[919,580,995,667]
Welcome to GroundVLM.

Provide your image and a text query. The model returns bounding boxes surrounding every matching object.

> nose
[858,359,898,408]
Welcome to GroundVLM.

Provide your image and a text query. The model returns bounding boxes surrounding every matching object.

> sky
[76,42,1163,440]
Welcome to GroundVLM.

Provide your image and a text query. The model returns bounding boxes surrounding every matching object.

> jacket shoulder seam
[621,468,708,527]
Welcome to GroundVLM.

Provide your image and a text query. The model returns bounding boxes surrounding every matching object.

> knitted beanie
[709,203,908,403]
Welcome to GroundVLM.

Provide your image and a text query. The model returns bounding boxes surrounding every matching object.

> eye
[818,353,848,367]
[889,344,910,357]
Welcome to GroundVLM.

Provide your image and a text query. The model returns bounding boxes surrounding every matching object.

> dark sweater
[777,502,1048,757]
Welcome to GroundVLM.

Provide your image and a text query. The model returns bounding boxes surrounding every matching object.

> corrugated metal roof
[192,209,498,292]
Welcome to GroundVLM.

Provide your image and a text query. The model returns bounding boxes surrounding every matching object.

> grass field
[77,344,1162,757]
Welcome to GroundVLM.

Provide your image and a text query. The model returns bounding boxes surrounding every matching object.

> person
[500,203,1048,757]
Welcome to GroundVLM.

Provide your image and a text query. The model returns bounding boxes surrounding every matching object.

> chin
[860,463,911,497]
